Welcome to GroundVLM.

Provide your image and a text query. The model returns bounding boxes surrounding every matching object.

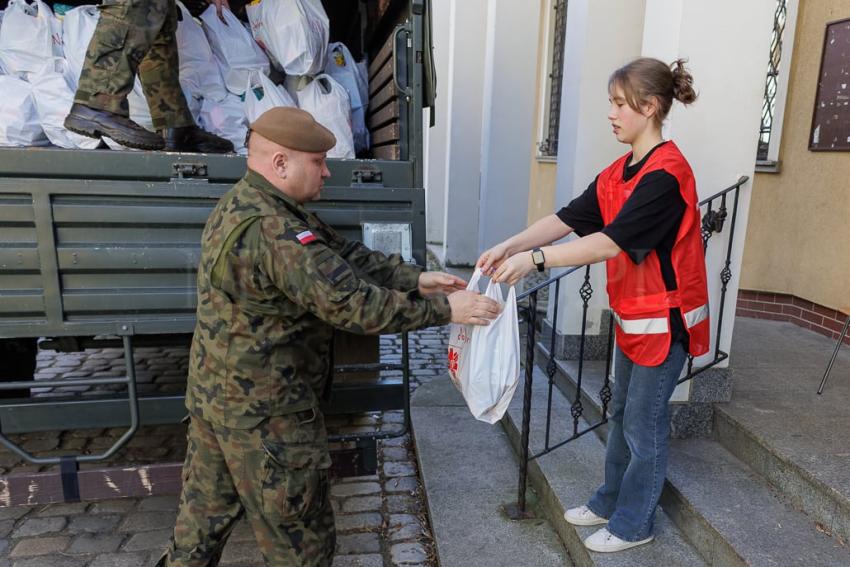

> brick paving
[0,326,450,567]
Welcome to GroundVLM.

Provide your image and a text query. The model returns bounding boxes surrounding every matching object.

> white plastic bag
[244,70,296,123]
[200,94,248,155]
[62,4,99,82]
[200,5,269,96]
[295,74,355,159]
[246,0,328,76]
[0,75,49,147]
[30,58,101,149]
[175,1,228,103]
[325,42,369,153]
[0,0,63,77]
[447,269,520,424]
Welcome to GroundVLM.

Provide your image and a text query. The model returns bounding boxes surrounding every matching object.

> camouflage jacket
[187,170,452,428]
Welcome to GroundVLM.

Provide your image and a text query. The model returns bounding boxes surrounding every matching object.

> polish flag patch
[296,230,317,245]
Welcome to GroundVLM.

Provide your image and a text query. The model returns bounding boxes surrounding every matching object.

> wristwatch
[531,248,546,272]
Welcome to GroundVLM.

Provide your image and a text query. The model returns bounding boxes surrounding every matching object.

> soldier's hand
[208,0,230,20]
[418,271,467,296]
[448,290,501,326]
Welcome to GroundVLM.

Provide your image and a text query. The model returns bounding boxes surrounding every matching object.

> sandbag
[246,0,328,76]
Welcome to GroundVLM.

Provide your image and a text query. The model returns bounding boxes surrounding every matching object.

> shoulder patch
[296,230,317,245]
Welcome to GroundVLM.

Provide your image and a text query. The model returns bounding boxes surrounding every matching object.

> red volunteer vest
[596,141,710,366]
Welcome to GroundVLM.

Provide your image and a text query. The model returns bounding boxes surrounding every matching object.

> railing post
[505,290,537,520]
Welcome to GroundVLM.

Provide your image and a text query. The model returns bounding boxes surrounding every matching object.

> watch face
[532,250,544,265]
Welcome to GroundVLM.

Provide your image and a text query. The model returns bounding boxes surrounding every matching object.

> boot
[64,103,165,151]
[160,125,235,154]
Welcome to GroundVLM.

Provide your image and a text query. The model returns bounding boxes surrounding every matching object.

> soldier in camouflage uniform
[64,0,233,152]
[157,107,500,566]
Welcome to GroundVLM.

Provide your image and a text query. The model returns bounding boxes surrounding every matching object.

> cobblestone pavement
[0,326,450,567]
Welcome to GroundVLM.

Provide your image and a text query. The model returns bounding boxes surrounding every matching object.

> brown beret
[249,107,336,153]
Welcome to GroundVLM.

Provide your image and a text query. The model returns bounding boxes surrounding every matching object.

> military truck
[0,0,436,481]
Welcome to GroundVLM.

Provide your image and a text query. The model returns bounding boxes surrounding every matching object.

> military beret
[249,107,336,153]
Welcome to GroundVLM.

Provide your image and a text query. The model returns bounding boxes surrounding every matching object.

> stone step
[502,364,706,567]
[532,341,850,566]
[410,378,571,567]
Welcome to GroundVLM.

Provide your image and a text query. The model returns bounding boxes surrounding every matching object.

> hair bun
[670,59,697,105]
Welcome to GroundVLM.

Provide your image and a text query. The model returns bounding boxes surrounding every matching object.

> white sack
[30,58,101,149]
[243,70,296,123]
[175,1,227,103]
[295,74,354,159]
[246,0,328,76]
[0,75,49,146]
[447,269,521,424]
[0,0,63,77]
[200,5,269,96]
[325,42,369,153]
[199,94,248,155]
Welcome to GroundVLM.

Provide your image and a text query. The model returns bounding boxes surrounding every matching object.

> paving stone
[331,554,383,567]
[388,514,419,528]
[88,552,150,567]
[381,447,409,462]
[335,513,383,533]
[379,435,409,448]
[88,499,137,515]
[383,462,416,478]
[331,482,381,498]
[385,495,419,515]
[0,519,15,538]
[219,541,265,565]
[35,502,88,517]
[136,494,179,512]
[9,536,70,557]
[0,507,28,521]
[390,542,429,565]
[388,521,426,542]
[384,476,419,494]
[120,511,177,532]
[67,533,124,554]
[12,557,85,567]
[340,497,382,514]
[12,517,67,538]
[20,438,60,453]
[336,474,379,484]
[66,514,120,534]
[123,528,172,551]
[336,533,381,555]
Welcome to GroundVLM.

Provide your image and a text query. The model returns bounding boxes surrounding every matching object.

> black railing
[507,175,749,517]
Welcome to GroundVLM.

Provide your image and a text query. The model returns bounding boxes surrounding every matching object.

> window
[757,0,798,167]
[538,0,568,159]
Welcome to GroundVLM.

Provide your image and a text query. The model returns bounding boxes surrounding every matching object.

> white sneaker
[564,505,608,526]
[584,527,654,553]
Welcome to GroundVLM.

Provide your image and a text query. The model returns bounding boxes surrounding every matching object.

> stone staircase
[499,317,850,566]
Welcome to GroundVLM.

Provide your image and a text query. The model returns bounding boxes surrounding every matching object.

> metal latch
[351,166,383,187]
[172,162,208,182]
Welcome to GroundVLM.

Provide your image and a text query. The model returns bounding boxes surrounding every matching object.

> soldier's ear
[273,151,289,179]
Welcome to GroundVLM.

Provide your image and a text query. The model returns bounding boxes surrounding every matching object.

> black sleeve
[555,177,603,237]
[602,170,686,265]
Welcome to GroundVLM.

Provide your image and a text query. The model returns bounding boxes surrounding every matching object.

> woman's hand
[491,252,535,286]
[418,271,467,296]
[476,243,511,276]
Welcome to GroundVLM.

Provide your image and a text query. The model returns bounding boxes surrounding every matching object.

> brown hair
[608,58,697,126]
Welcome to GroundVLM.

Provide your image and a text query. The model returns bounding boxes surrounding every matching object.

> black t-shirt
[556,141,690,351]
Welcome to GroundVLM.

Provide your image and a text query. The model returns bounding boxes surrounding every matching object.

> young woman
[478,58,710,553]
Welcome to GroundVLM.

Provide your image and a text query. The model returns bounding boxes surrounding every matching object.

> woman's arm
[478,214,574,273]
[491,232,621,285]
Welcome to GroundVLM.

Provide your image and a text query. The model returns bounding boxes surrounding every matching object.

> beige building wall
[741,1,850,310]
[527,0,559,224]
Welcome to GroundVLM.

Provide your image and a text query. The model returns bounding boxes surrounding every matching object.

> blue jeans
[586,343,687,541]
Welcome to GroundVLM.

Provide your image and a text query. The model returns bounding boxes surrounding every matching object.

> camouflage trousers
[74,0,194,131]
[157,409,336,566]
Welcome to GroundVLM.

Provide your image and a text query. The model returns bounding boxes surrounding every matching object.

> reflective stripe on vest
[612,312,669,335]
[683,304,709,329]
